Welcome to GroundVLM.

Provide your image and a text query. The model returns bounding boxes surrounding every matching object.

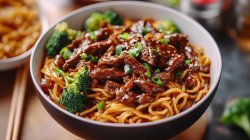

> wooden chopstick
[5,62,29,140]
[5,66,23,140]
[12,62,29,140]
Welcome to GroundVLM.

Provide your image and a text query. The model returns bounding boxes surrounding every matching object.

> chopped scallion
[89,55,98,64]
[152,49,156,54]
[155,69,160,74]
[115,45,123,56]
[129,49,134,57]
[128,43,143,58]
[143,63,151,70]
[145,70,151,78]
[59,47,67,55]
[89,32,97,40]
[119,32,130,40]
[160,38,168,44]
[63,48,72,60]
[139,34,143,38]
[185,60,191,64]
[151,77,163,86]
[124,64,130,74]
[96,101,105,111]
[175,70,182,78]
[141,26,149,34]
[135,42,142,50]
[81,53,88,59]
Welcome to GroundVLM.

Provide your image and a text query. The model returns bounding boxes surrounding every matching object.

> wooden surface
[0,0,208,140]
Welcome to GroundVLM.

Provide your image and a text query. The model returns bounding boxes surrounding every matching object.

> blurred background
[1,0,250,139]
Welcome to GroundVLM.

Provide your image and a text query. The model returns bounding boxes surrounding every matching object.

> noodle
[40,17,211,124]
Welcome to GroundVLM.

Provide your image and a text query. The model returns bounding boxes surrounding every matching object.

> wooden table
[0,0,208,139]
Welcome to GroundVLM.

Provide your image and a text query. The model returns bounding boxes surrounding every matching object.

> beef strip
[164,53,185,73]
[83,39,114,55]
[165,33,189,53]
[124,57,147,78]
[41,77,54,92]
[76,60,96,73]
[185,74,196,89]
[138,93,155,104]
[90,67,125,80]
[153,72,171,84]
[67,38,82,50]
[62,38,113,71]
[200,65,210,73]
[139,42,157,66]
[133,79,164,95]
[94,27,113,41]
[154,44,178,60]
[116,75,140,107]
[156,55,166,67]
[185,46,200,72]
[104,80,121,96]
[67,32,92,50]
[98,55,128,67]
[130,20,158,35]
[53,54,65,69]
[165,33,200,72]
[103,45,115,57]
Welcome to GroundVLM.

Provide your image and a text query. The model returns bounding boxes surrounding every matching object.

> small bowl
[0,5,49,71]
[30,1,222,140]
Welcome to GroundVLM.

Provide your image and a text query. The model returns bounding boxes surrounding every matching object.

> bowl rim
[0,2,49,65]
[30,1,222,128]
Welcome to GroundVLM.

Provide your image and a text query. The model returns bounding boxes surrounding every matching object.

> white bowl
[0,5,49,71]
[30,1,222,140]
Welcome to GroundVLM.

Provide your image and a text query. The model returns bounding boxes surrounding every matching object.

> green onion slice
[145,70,151,78]
[96,101,105,111]
[124,64,130,74]
[119,32,130,40]
[175,70,182,78]
[141,26,149,34]
[63,48,72,60]
[115,45,123,56]
[89,55,98,64]
[185,60,191,64]
[155,69,160,74]
[139,34,143,38]
[89,32,97,40]
[129,49,134,57]
[160,38,168,44]
[151,77,163,86]
[59,47,67,55]
[152,49,156,54]
[143,63,151,70]
[81,53,88,59]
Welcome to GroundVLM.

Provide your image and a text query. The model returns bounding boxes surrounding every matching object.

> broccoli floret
[221,98,250,138]
[45,22,80,58]
[74,66,91,94]
[84,12,104,32]
[153,19,179,34]
[58,85,86,114]
[102,10,123,25]
[55,65,91,114]
[84,10,123,32]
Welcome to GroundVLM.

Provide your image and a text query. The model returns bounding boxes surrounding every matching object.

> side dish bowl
[30,1,222,140]
[0,4,48,71]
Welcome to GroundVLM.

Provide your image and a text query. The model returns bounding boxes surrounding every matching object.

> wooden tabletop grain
[0,0,207,140]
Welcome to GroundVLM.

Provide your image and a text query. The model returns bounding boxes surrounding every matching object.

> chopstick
[5,62,29,140]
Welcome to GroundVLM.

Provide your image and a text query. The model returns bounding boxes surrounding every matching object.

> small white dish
[0,4,49,71]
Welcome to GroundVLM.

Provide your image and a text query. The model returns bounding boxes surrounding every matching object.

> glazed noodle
[0,0,41,59]
[40,11,211,124]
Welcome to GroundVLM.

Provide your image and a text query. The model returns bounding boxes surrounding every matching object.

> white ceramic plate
[0,3,49,71]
